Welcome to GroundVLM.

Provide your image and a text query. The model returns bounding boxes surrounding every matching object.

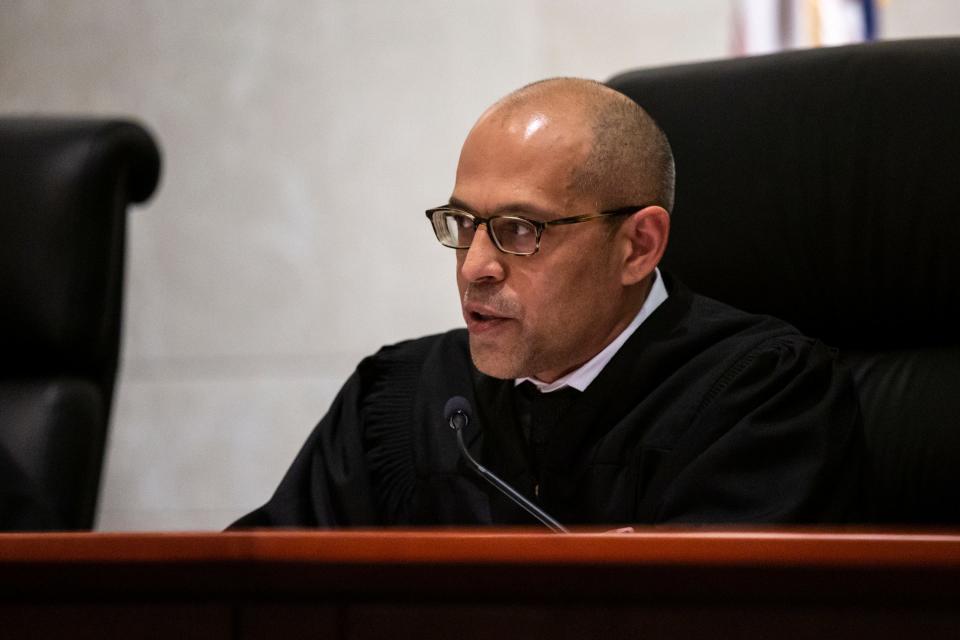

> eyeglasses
[425,205,648,256]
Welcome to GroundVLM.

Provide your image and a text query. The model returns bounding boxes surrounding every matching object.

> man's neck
[517,269,668,393]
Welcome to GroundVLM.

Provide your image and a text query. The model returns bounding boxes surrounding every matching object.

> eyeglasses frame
[425,204,652,256]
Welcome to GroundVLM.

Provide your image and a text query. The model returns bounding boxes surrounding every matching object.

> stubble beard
[469,333,532,380]
[470,329,584,382]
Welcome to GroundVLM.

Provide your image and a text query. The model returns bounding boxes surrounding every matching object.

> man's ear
[620,206,670,286]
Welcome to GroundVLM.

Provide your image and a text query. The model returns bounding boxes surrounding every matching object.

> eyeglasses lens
[490,217,537,255]
[435,211,474,248]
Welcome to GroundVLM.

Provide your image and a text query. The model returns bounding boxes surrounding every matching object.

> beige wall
[1,1,957,530]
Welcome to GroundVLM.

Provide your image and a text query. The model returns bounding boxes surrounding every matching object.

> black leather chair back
[0,119,161,530]
[609,38,960,523]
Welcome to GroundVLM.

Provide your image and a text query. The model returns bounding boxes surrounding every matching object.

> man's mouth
[463,305,513,333]
[469,310,500,322]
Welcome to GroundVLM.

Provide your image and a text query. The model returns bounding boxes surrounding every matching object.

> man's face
[452,108,629,382]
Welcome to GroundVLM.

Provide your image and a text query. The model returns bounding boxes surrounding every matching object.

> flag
[732,0,881,56]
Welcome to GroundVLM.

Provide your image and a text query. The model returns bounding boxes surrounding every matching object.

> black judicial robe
[234,278,865,528]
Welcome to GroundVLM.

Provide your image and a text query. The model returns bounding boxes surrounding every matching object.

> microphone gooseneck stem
[452,419,569,534]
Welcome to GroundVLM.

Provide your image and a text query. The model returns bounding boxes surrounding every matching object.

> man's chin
[468,342,524,380]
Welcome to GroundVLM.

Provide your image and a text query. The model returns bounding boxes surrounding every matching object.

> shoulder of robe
[355,328,470,390]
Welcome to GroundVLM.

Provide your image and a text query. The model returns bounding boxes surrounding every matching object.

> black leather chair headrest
[0,119,161,378]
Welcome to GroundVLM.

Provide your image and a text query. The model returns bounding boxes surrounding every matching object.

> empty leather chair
[0,118,161,530]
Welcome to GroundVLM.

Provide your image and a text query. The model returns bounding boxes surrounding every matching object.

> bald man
[234,79,864,528]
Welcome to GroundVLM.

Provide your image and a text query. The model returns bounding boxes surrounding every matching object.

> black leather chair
[608,38,960,523]
[0,118,161,530]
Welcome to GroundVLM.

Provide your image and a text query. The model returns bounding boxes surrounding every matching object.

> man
[234,78,864,528]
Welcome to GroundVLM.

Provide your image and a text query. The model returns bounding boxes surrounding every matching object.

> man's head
[446,78,673,382]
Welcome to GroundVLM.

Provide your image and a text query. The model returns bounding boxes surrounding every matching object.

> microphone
[444,396,569,534]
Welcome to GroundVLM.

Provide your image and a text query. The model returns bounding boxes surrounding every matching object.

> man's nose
[459,225,506,283]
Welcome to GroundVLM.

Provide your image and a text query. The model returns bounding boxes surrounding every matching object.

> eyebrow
[447,196,558,220]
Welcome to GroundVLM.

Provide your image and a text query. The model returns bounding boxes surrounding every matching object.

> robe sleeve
[229,370,379,528]
[651,337,867,524]
[230,340,425,529]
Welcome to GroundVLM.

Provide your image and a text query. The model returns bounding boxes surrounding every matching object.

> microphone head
[444,396,472,431]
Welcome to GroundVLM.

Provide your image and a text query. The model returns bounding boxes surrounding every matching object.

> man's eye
[505,221,532,236]
[456,216,475,230]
